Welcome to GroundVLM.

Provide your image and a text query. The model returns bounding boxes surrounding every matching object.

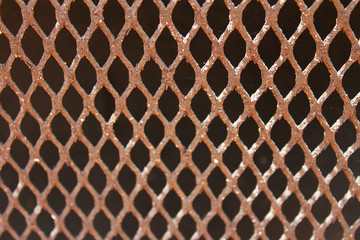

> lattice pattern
[0,0,360,239]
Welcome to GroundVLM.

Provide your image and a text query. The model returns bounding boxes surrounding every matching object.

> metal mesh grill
[0,0,360,239]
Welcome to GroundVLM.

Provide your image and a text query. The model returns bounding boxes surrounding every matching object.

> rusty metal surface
[0,0,359,239]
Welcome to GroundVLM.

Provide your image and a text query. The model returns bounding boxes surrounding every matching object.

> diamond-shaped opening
[11,58,32,94]
[34,0,56,36]
[349,148,360,178]
[82,113,102,145]
[51,113,71,145]
[223,90,244,122]
[43,57,64,93]
[314,0,337,40]
[303,118,324,151]
[55,28,77,67]
[312,195,332,223]
[192,142,211,173]
[238,167,257,197]
[108,57,129,96]
[282,193,300,222]
[55,232,67,240]
[243,0,265,38]
[222,192,240,220]
[65,210,83,237]
[325,220,344,240]
[69,0,91,36]
[330,171,349,201]
[322,91,343,126]
[237,215,254,240]
[176,116,196,147]
[75,58,97,94]
[178,167,196,196]
[193,191,211,218]
[122,29,144,66]
[159,88,179,121]
[94,211,110,238]
[256,89,277,124]
[89,164,106,194]
[31,86,52,120]
[350,3,360,39]
[288,91,310,125]
[258,29,281,68]
[190,28,212,67]
[22,27,44,65]
[336,120,356,152]
[299,169,318,199]
[303,0,315,7]
[252,192,271,221]
[174,59,195,95]
[122,213,139,238]
[29,163,48,192]
[239,117,259,148]
[58,165,77,193]
[28,231,40,240]
[117,165,136,194]
[207,0,229,38]
[141,59,161,95]
[103,0,125,37]
[76,187,94,216]
[148,167,166,195]
[83,233,95,240]
[224,30,246,67]
[295,218,313,240]
[134,190,152,217]
[254,142,273,174]
[164,190,181,217]
[266,217,284,240]
[95,87,115,121]
[342,197,360,226]
[11,139,29,169]
[89,28,110,66]
[207,116,227,147]
[19,186,36,214]
[100,140,119,171]
[241,61,262,96]
[131,140,149,171]
[9,209,26,236]
[47,187,65,215]
[208,59,228,96]
[156,27,178,66]
[138,0,159,37]
[191,88,211,122]
[278,0,301,39]
[329,31,351,70]
[293,29,316,69]
[20,112,40,145]
[161,140,180,172]
[150,213,167,238]
[316,145,337,177]
[343,62,360,99]
[172,0,194,36]
[145,115,164,147]
[271,118,291,150]
[208,167,226,197]
[285,144,305,175]
[70,141,89,170]
[274,60,295,98]
[113,114,133,146]
[268,169,287,198]
[0,115,9,144]
[37,210,54,236]
[126,88,147,122]
[0,34,11,64]
[0,0,22,35]
[63,85,83,121]
[223,142,242,173]
[208,215,225,239]
[105,189,123,216]
[179,214,196,239]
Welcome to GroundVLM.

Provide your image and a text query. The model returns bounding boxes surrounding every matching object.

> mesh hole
[89,164,106,194]
[108,58,129,96]
[314,0,337,40]
[177,168,196,196]
[224,30,246,67]
[243,0,265,38]
[274,60,295,98]
[70,141,89,170]
[174,59,195,95]
[268,169,287,198]
[9,209,27,235]
[134,190,152,217]
[89,28,110,66]
[147,167,166,195]
[288,91,310,125]
[266,217,284,240]
[222,192,240,220]
[37,210,54,236]
[322,91,343,126]
[208,215,225,239]
[122,29,144,66]
[93,211,110,238]
[299,169,318,199]
[285,144,305,175]
[176,116,196,147]
[105,189,123,216]
[324,220,343,240]
[21,27,44,65]
[303,118,324,151]
[76,58,97,94]
[190,28,212,67]
[240,61,262,96]
[0,188,8,214]
[293,29,316,69]
[342,197,360,226]
[349,148,360,177]
[51,113,71,145]
[238,117,259,148]
[141,59,162,96]
[11,58,32,94]
[55,28,77,67]
[117,165,136,195]
[11,139,29,169]
[34,0,56,36]
[63,85,83,120]
[207,0,229,39]
[282,193,300,222]
[330,171,349,201]
[207,116,227,147]
[237,216,254,240]
[0,86,20,120]
[47,187,65,215]
[76,187,94,215]
[122,213,139,239]
[20,113,41,145]
[254,142,273,174]
[19,186,36,214]
[350,3,360,38]
[150,213,167,238]
[82,113,102,145]
[237,167,257,197]
[126,88,147,122]
[58,165,77,193]
[0,34,11,64]
[252,192,271,220]
[278,0,301,39]
[193,191,211,218]
[223,142,242,173]
[130,140,149,171]
[271,118,291,150]
[255,89,277,124]
[31,86,52,120]
[100,140,119,171]
[0,0,22,35]
[312,195,332,223]
[161,140,180,172]
[192,142,211,173]
[65,210,83,236]
[172,0,194,36]
[159,88,179,121]
[208,167,226,197]
[113,114,133,146]
[335,120,356,152]
[164,190,181,217]
[43,57,64,93]
[103,0,125,37]
[0,115,9,144]
[179,214,196,239]
[69,0,91,36]
[137,0,159,37]
[316,145,337,177]
[29,163,48,192]
[156,27,178,66]
[295,218,313,240]
[342,62,360,99]
[95,87,115,121]
[258,29,281,68]
[329,31,351,70]
[207,59,228,96]
[191,88,211,122]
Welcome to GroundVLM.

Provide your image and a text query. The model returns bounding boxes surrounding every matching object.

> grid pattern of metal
[0,0,360,239]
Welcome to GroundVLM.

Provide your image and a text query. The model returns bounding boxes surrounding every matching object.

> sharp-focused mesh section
[0,0,360,239]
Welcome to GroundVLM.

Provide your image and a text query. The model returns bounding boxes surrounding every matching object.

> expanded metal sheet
[0,0,360,239]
